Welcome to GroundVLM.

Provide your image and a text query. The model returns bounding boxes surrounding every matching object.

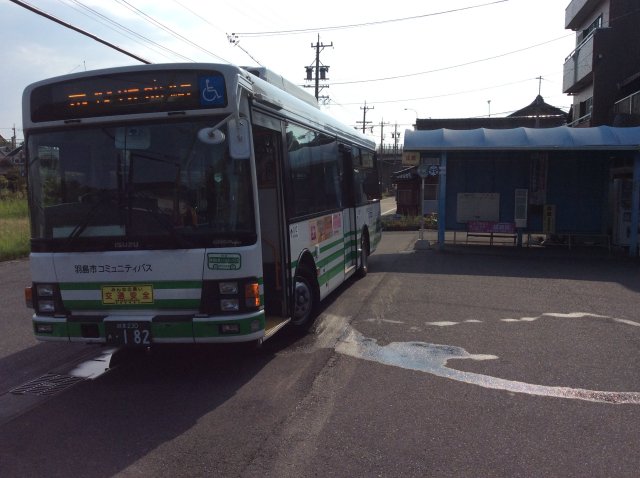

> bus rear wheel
[291,267,317,330]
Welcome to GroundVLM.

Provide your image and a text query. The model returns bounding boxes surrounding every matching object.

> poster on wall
[515,189,528,228]
[456,193,500,223]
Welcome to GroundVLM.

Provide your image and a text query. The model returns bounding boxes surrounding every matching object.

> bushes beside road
[382,213,438,231]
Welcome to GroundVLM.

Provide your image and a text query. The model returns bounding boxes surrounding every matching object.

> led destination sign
[30,70,227,122]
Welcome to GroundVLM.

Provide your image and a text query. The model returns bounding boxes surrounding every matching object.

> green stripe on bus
[60,280,202,290]
[316,248,346,269]
[34,322,68,339]
[151,322,194,339]
[63,299,200,310]
[320,238,344,254]
[65,321,197,341]
[318,261,346,286]
[193,312,265,338]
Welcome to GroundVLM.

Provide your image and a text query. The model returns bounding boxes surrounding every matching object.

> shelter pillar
[437,152,447,250]
[630,152,640,257]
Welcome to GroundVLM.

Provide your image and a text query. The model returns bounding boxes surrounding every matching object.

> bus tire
[356,233,369,278]
[291,267,318,330]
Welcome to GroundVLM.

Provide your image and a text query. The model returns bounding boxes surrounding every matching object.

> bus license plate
[105,321,152,347]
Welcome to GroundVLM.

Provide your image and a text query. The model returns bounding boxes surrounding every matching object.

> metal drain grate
[10,373,85,397]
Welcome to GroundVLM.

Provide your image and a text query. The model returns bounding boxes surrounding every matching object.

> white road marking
[327,312,640,405]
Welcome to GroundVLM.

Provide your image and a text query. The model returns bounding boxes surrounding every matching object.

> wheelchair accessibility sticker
[199,76,226,107]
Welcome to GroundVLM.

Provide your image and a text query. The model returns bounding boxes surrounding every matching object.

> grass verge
[0,198,30,261]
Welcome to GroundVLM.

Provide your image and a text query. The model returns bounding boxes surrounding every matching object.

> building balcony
[563,27,614,94]
[615,90,640,115]
[565,0,601,30]
[563,33,595,93]
[613,90,640,125]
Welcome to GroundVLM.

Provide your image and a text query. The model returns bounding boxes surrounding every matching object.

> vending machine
[613,178,639,247]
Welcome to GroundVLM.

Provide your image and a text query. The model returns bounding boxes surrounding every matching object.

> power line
[233,0,508,37]
[332,34,572,85]
[227,34,263,65]
[8,0,151,64]
[58,0,192,62]
[336,76,551,106]
[171,0,225,33]
[114,0,231,63]
[169,0,262,64]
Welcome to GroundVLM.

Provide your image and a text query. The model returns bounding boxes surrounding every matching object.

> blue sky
[0,0,576,144]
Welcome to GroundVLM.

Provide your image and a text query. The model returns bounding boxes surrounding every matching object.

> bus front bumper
[32,310,266,345]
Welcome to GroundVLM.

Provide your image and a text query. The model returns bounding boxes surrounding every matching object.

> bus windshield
[27,118,256,252]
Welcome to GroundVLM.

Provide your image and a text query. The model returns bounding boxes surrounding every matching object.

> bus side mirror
[197,128,226,145]
[228,118,250,159]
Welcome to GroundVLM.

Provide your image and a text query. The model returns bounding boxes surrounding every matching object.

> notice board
[456,193,500,223]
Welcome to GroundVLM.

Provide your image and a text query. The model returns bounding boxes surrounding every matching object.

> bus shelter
[403,126,640,257]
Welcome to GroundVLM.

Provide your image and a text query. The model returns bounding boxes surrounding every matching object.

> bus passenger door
[340,144,357,273]
[254,120,289,318]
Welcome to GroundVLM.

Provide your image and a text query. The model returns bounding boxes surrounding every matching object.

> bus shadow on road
[0,324,328,477]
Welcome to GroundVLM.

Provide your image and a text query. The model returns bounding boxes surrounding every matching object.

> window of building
[578,15,602,43]
[578,97,593,123]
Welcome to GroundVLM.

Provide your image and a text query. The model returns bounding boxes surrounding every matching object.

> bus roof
[22,62,375,150]
[241,66,319,109]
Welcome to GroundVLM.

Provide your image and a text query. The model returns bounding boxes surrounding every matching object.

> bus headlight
[35,324,54,334]
[200,278,262,315]
[37,300,56,314]
[220,299,239,312]
[219,282,239,294]
[32,282,64,316]
[36,284,55,297]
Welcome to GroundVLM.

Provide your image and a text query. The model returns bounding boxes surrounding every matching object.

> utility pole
[391,123,401,161]
[379,120,388,155]
[373,119,390,155]
[11,125,16,149]
[304,34,333,102]
[357,101,374,133]
[537,75,543,95]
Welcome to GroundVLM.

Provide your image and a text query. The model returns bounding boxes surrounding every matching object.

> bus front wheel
[356,233,369,278]
[291,267,317,330]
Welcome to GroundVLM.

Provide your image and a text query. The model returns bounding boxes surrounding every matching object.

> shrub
[382,213,437,231]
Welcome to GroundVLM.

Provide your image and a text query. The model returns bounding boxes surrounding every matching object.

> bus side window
[351,147,366,206]
[256,130,277,189]
[351,148,380,205]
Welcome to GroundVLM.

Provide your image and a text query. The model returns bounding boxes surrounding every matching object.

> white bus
[23,63,381,347]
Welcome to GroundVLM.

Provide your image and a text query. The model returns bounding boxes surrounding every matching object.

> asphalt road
[2,233,640,477]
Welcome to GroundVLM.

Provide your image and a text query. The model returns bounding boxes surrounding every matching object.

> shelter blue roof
[404,126,640,151]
